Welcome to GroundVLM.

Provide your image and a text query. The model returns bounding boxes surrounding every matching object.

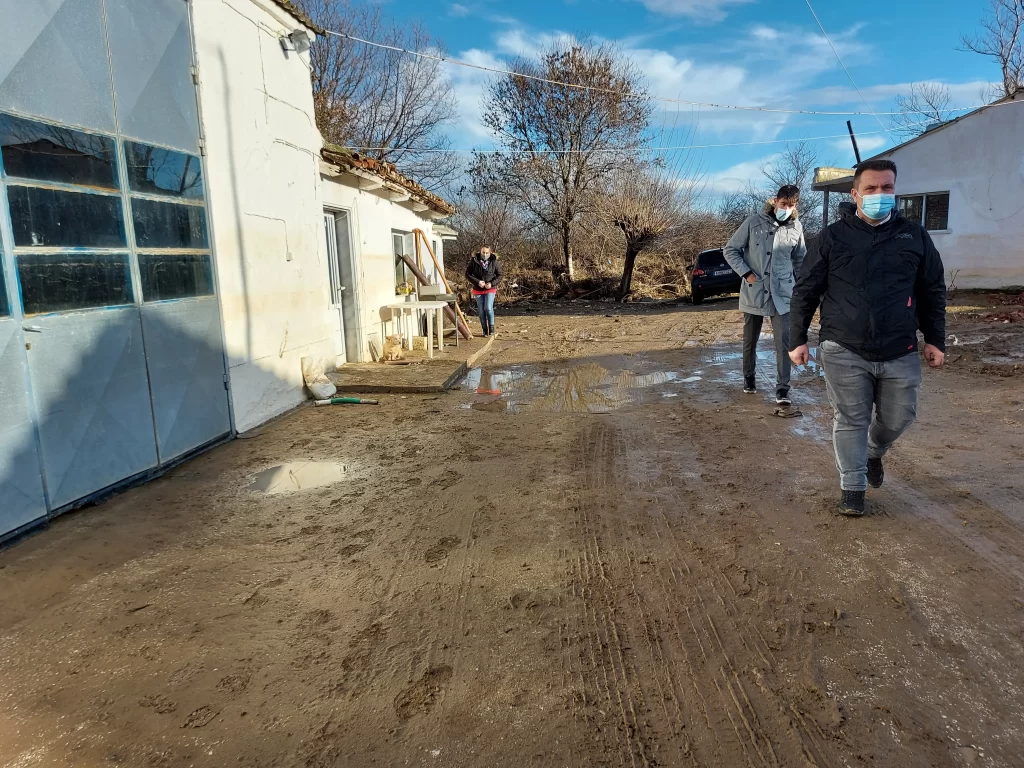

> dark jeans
[742,312,791,397]
[475,292,496,334]
[821,340,921,491]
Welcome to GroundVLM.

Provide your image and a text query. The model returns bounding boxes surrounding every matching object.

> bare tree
[601,168,688,300]
[962,0,1024,98]
[300,0,460,189]
[472,42,651,280]
[448,191,535,262]
[758,141,833,235]
[890,82,954,138]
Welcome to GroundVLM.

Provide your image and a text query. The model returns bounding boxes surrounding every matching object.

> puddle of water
[698,345,824,381]
[461,361,697,414]
[803,346,826,379]
[460,344,826,415]
[249,462,347,493]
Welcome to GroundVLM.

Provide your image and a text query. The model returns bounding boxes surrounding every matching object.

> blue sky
[380,0,999,196]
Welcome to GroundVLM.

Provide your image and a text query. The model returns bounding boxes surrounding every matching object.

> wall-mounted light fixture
[279,29,311,54]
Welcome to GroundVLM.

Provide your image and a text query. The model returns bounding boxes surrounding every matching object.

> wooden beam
[400,251,472,340]
[357,177,384,191]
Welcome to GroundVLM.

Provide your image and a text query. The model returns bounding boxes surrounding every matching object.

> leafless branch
[299,0,460,189]
[961,0,1024,98]
[890,82,954,139]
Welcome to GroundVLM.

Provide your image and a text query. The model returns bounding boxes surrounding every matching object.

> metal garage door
[0,0,230,536]
[0,252,47,535]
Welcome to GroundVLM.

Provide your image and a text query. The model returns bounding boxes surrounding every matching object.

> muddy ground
[2,293,1024,768]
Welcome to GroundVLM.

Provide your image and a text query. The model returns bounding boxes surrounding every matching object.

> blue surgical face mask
[860,193,895,220]
[775,207,793,222]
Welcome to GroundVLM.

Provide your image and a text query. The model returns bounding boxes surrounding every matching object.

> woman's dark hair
[776,184,800,200]
[853,159,897,186]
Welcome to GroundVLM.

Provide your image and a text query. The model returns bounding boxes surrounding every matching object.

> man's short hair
[853,159,897,187]
[776,184,800,201]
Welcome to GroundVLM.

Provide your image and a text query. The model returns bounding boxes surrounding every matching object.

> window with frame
[126,141,214,302]
[393,231,415,294]
[897,192,949,231]
[1,113,133,315]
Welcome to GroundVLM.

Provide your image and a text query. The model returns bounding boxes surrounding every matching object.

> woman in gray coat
[723,184,807,405]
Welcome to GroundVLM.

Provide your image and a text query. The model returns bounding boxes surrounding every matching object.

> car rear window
[697,251,727,268]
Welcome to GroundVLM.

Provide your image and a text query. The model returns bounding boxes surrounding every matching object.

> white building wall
[881,99,1024,289]
[191,0,334,432]
[320,171,445,361]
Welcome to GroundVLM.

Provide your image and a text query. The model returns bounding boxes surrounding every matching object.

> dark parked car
[687,248,741,304]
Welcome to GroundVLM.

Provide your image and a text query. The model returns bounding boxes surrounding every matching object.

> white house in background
[0,0,455,541]
[816,89,1024,289]
[319,148,457,365]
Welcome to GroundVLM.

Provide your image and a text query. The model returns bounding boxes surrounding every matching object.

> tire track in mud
[564,422,660,767]
[562,418,838,767]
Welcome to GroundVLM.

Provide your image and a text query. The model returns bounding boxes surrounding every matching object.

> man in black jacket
[790,159,946,516]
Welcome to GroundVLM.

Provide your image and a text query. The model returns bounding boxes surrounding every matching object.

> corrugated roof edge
[321,145,456,216]
[270,0,325,35]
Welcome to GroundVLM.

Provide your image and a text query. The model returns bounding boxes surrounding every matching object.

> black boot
[839,490,866,517]
[867,458,884,488]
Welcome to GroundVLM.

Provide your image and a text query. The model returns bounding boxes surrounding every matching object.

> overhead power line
[325,29,991,119]
[801,0,896,142]
[337,125,918,155]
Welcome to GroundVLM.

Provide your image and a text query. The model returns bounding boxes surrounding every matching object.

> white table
[385,300,448,359]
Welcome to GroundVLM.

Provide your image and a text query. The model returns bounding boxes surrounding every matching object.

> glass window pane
[105,0,200,152]
[8,185,126,247]
[139,253,213,301]
[697,250,727,267]
[925,193,949,231]
[131,197,208,248]
[898,195,923,224]
[0,261,9,317]
[17,253,133,315]
[124,141,203,200]
[0,113,118,189]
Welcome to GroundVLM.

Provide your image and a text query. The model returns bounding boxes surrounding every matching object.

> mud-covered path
[2,301,1023,767]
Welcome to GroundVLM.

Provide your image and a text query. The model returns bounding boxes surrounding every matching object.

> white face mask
[775,207,793,222]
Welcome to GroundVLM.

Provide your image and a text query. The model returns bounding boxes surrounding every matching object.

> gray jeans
[821,340,922,491]
[743,312,791,397]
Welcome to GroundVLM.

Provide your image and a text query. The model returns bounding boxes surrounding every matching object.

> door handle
[23,325,45,333]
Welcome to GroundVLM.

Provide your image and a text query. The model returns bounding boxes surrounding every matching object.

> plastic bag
[301,356,337,400]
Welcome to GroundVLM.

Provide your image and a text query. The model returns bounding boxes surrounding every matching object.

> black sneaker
[743,377,756,394]
[867,458,884,488]
[776,394,792,406]
[839,490,866,517]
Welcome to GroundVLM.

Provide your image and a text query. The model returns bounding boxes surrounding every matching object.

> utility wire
[801,0,896,143]
[334,122,936,155]
[325,29,989,119]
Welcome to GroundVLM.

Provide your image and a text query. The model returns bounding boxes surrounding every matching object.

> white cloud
[636,0,753,21]
[449,3,471,16]
[708,154,779,196]
[448,48,507,140]
[802,80,995,112]
[494,28,576,58]
[830,134,886,154]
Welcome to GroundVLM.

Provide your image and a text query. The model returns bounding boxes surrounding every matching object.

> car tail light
[692,268,705,277]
